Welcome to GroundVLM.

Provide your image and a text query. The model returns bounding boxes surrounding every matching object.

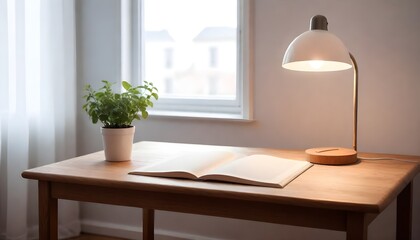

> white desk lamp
[282,15,358,165]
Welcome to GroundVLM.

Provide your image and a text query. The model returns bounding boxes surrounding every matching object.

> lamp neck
[350,53,359,151]
[310,15,328,31]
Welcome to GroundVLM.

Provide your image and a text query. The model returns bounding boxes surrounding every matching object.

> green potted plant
[83,80,158,161]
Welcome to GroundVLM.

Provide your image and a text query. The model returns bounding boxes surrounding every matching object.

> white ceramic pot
[101,126,135,161]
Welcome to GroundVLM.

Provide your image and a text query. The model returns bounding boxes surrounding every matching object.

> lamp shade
[282,30,352,72]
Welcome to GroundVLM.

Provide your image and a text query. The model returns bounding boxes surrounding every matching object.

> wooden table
[21,141,419,240]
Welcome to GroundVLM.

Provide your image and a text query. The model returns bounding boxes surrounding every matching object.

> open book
[129,151,312,188]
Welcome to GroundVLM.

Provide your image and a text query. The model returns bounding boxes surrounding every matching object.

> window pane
[143,0,237,100]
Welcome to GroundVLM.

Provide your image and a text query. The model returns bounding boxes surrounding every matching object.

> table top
[22,141,419,214]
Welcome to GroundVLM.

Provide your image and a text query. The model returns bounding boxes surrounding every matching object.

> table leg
[346,212,367,240]
[143,208,155,240]
[397,181,412,240]
[38,181,58,240]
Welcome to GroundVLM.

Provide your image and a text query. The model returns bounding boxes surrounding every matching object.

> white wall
[76,0,420,239]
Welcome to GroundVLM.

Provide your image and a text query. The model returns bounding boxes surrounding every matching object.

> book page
[200,155,312,188]
[129,150,236,179]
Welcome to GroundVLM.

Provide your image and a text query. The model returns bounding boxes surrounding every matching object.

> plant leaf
[122,81,131,91]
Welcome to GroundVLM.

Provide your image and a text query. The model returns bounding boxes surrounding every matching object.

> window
[128,0,253,120]
[209,47,218,68]
[164,48,173,69]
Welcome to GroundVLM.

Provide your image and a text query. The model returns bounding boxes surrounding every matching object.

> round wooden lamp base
[305,147,358,165]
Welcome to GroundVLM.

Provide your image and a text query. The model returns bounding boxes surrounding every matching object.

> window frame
[126,0,253,120]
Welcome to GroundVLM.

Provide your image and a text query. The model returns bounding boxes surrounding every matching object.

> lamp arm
[350,53,358,151]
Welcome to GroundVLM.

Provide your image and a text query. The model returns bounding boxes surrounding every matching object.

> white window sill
[148,110,254,122]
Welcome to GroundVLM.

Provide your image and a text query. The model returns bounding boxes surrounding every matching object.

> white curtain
[0,0,80,239]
